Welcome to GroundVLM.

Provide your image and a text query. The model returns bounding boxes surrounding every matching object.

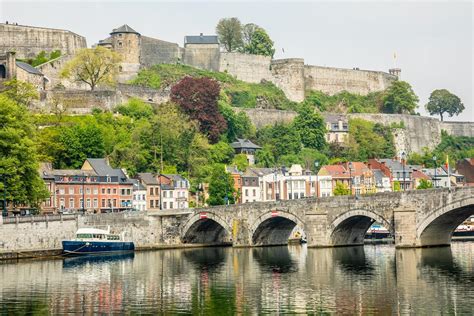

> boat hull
[62,240,135,255]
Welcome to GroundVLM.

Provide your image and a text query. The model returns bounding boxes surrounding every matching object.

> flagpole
[446,155,451,189]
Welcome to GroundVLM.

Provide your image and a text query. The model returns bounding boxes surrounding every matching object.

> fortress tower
[108,25,141,82]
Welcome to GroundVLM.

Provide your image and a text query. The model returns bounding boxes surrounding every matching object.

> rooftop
[110,24,140,35]
[184,34,219,45]
[230,138,261,150]
[16,61,43,75]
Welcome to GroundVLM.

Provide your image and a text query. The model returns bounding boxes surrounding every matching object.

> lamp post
[401,152,406,191]
[314,161,319,197]
[433,156,437,188]
[273,168,278,201]
[281,166,287,200]
[348,162,353,195]
[1,175,7,217]
[82,172,86,214]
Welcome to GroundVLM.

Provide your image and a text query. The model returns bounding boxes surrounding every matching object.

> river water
[1,243,473,314]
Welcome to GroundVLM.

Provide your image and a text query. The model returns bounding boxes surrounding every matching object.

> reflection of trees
[252,246,297,273]
[332,246,374,275]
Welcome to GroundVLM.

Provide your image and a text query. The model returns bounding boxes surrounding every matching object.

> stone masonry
[1,187,472,253]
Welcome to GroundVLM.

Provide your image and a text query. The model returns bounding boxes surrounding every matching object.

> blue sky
[1,1,472,121]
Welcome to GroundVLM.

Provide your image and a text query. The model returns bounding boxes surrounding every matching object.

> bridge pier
[394,207,418,248]
[305,213,332,248]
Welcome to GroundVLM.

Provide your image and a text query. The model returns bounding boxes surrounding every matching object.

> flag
[393,52,397,60]
[445,155,449,169]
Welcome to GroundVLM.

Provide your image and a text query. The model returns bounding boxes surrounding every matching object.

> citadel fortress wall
[0,23,86,59]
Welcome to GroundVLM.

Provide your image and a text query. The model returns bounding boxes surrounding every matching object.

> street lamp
[401,152,406,191]
[82,172,86,213]
[1,175,7,217]
[433,156,437,188]
[314,161,319,197]
[348,162,353,195]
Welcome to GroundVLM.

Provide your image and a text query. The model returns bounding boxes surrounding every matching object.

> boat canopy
[76,227,110,235]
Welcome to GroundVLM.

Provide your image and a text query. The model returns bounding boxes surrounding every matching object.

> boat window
[77,234,93,238]
[107,235,120,240]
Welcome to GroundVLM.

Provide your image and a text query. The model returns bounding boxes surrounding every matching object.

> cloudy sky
[1,0,472,121]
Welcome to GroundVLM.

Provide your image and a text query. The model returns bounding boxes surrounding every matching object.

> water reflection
[0,243,473,314]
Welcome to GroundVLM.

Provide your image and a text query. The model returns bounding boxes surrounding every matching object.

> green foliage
[128,69,161,89]
[256,123,301,162]
[426,89,464,121]
[382,81,419,114]
[333,182,350,196]
[293,105,327,151]
[61,46,121,90]
[255,144,275,167]
[129,64,296,111]
[231,153,249,172]
[218,99,256,141]
[242,27,275,57]
[299,148,329,171]
[209,141,234,164]
[393,180,401,192]
[417,179,433,190]
[207,164,236,206]
[216,17,243,52]
[20,50,62,67]
[345,118,395,161]
[115,98,154,120]
[0,79,39,107]
[0,95,49,208]
[302,90,382,113]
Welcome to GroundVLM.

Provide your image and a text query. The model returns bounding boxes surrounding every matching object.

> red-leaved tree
[170,77,227,143]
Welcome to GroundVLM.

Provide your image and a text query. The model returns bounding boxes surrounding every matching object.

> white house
[131,179,147,211]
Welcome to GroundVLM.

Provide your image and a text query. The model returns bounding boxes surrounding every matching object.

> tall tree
[293,105,327,151]
[242,23,259,46]
[216,17,243,52]
[382,81,419,114]
[0,95,49,209]
[170,77,227,143]
[426,89,464,121]
[243,27,275,57]
[0,79,39,108]
[207,164,236,206]
[61,46,121,90]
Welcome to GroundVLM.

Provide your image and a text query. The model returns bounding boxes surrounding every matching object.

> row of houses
[227,158,473,204]
[38,158,189,214]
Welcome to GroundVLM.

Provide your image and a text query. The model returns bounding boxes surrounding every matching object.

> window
[127,189,131,195]
[93,199,98,208]
[118,41,123,47]
[150,200,154,208]
[86,188,91,194]
[107,188,111,194]
[170,202,173,209]
[163,202,167,209]
[150,187,154,195]
[59,188,65,195]
[163,191,167,198]
[113,189,116,194]
[101,199,105,207]
[253,189,256,197]
[69,198,74,208]
[79,188,83,194]
[107,199,111,207]
[80,199,84,208]
[69,188,74,194]
[94,188,98,194]
[245,189,248,196]
[102,188,105,194]
[86,199,91,208]
[170,191,173,198]
[60,198,65,209]
[113,199,117,207]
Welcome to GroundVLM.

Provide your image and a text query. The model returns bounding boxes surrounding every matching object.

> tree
[0,95,49,208]
[382,81,419,114]
[170,77,227,143]
[218,100,255,141]
[216,17,243,52]
[209,141,234,164]
[0,79,39,107]
[255,144,275,167]
[293,105,327,151]
[393,180,401,192]
[243,27,275,57]
[231,153,249,172]
[333,182,350,196]
[115,98,154,120]
[417,179,433,190]
[207,164,236,206]
[346,118,394,161]
[242,23,259,46]
[426,89,464,121]
[60,46,121,90]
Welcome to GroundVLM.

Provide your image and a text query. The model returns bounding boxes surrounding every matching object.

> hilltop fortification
[0,23,86,59]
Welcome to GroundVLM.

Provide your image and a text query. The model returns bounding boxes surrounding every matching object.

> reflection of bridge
[0,187,473,252]
[180,187,473,248]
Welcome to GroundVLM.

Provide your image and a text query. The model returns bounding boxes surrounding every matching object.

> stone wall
[234,108,298,129]
[36,55,88,90]
[304,65,396,96]
[0,23,86,59]
[140,36,182,67]
[440,121,474,137]
[270,58,305,102]
[183,44,220,72]
[116,83,170,104]
[219,52,272,83]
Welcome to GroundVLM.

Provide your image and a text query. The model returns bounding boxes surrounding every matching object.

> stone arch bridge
[176,187,473,248]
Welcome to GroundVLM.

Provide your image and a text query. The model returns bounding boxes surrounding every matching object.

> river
[1,242,473,314]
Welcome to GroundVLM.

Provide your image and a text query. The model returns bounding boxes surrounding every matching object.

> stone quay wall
[0,23,86,59]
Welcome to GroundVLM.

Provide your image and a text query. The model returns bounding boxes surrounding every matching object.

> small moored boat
[62,226,135,255]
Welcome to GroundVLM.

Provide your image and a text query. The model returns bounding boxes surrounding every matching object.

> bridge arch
[330,209,392,246]
[416,196,474,247]
[250,209,305,246]
[181,211,233,245]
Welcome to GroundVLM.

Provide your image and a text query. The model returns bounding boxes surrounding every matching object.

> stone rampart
[219,52,272,83]
[234,108,298,128]
[270,58,305,102]
[36,90,122,114]
[304,65,396,96]
[140,36,182,67]
[0,23,86,59]
[183,44,220,72]
[440,121,474,137]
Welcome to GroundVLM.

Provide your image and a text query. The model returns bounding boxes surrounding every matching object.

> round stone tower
[110,24,141,82]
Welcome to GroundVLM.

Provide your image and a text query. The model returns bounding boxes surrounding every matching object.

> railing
[1,214,77,225]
